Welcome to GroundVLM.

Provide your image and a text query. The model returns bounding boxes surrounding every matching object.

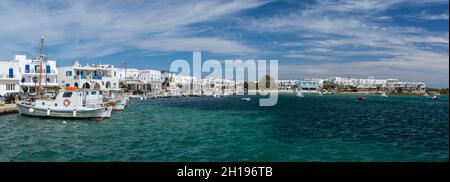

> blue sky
[0,0,448,87]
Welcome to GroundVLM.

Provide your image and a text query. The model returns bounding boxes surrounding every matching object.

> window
[66,71,72,76]
[65,83,70,88]
[91,91,97,95]
[6,84,15,91]
[62,92,73,98]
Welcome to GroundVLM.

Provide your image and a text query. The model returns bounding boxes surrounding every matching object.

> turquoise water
[0,94,448,161]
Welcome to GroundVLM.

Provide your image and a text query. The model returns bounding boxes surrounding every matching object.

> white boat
[15,36,112,119]
[16,87,112,119]
[112,97,127,111]
[296,89,304,98]
[108,90,128,111]
[241,97,251,101]
[429,95,439,100]
[423,93,429,97]
[381,92,388,98]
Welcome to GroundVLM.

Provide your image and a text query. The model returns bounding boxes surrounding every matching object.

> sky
[0,0,448,87]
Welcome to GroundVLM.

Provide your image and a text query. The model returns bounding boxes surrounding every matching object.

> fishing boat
[17,87,112,119]
[241,97,251,101]
[108,89,128,111]
[15,36,112,119]
[381,92,388,98]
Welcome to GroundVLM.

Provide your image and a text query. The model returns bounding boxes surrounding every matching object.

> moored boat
[16,87,112,119]
[296,89,304,98]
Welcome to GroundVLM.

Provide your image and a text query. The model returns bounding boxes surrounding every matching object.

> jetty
[0,104,18,115]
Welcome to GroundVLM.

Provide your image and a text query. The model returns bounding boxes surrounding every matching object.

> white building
[276,80,300,91]
[117,68,139,81]
[173,75,201,95]
[328,76,425,91]
[139,70,161,82]
[139,70,162,92]
[385,79,426,91]
[299,78,323,92]
[58,61,119,90]
[15,55,58,92]
[0,60,21,96]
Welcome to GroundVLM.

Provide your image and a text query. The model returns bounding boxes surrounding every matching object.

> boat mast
[37,36,44,100]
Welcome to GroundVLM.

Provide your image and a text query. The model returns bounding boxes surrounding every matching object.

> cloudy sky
[0,0,448,87]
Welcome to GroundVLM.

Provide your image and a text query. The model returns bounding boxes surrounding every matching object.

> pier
[0,104,18,115]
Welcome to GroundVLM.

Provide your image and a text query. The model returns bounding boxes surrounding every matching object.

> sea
[0,94,448,161]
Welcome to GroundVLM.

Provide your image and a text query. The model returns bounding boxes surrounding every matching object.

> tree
[162,77,170,91]
[258,75,277,90]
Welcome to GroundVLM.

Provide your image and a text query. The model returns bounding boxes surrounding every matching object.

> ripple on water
[0,94,448,161]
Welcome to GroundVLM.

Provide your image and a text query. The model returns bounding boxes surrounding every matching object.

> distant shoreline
[245,90,448,96]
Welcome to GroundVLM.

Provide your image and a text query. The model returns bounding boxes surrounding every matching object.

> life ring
[63,99,71,107]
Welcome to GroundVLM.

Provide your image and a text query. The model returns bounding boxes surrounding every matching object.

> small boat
[108,89,128,111]
[357,96,366,101]
[296,89,304,98]
[241,97,251,101]
[381,92,388,98]
[16,87,112,119]
[112,98,127,111]
[423,93,429,97]
[429,95,439,100]
[318,92,323,97]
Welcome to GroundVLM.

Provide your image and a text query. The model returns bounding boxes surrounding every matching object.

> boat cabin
[34,87,104,108]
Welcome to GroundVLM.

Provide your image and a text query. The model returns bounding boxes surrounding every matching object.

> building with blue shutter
[0,60,21,96]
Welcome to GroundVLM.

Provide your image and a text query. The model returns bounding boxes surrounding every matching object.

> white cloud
[245,0,449,87]
[408,12,450,20]
[279,50,449,87]
[0,0,266,60]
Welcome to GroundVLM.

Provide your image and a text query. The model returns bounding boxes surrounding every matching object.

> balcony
[92,75,102,80]
[20,82,59,86]
[0,74,20,80]
[23,69,56,74]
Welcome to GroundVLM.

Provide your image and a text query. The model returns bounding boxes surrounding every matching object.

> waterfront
[0,94,448,162]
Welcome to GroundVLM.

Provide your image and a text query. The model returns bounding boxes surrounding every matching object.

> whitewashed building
[0,60,21,96]
[58,61,119,90]
[138,70,162,92]
[276,80,300,91]
[15,55,58,92]
[299,78,324,92]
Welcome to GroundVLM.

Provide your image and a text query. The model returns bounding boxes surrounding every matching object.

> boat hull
[112,100,126,111]
[16,103,112,119]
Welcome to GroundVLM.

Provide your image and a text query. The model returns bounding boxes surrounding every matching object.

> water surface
[0,94,448,161]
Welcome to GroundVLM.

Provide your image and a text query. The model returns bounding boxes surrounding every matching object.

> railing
[24,69,56,74]
[0,74,18,79]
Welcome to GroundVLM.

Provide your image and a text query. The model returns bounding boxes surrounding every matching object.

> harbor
[0,93,447,162]
[1,38,443,118]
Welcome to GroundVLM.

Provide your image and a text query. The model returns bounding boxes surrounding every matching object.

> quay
[0,104,18,115]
